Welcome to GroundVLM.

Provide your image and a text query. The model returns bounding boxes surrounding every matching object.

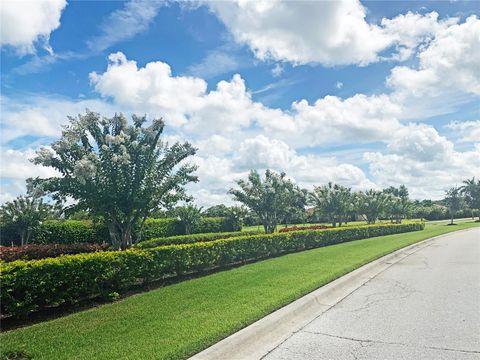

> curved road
[265,228,480,359]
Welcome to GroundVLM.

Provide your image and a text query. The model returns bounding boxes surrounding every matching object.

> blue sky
[1,0,479,205]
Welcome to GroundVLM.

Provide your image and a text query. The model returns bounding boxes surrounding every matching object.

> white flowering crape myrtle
[29,111,198,249]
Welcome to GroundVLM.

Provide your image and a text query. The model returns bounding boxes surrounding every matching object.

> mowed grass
[1,221,479,360]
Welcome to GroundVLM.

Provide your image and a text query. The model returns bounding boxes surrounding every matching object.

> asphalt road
[264,228,480,360]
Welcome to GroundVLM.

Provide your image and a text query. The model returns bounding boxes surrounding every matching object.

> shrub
[279,225,332,233]
[0,217,236,246]
[0,222,424,317]
[137,231,262,249]
[0,244,110,262]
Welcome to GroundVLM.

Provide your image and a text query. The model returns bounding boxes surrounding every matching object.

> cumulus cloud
[90,52,403,148]
[387,15,480,118]
[364,126,480,199]
[203,1,456,67]
[0,0,67,55]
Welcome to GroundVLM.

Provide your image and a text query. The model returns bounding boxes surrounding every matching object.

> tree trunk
[450,214,454,225]
[20,229,26,246]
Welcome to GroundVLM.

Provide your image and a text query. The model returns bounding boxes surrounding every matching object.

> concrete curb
[189,228,478,360]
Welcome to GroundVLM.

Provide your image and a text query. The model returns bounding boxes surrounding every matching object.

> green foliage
[383,185,413,223]
[444,186,464,224]
[0,196,52,246]
[309,183,352,227]
[460,177,480,220]
[174,205,203,235]
[29,111,198,249]
[1,218,236,246]
[0,222,424,317]
[355,189,390,224]
[137,230,262,248]
[229,170,303,234]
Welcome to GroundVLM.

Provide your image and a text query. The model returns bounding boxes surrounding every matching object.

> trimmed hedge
[0,244,110,262]
[137,230,262,248]
[0,217,238,246]
[0,222,424,317]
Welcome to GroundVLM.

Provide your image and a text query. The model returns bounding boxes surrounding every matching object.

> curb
[190,228,478,360]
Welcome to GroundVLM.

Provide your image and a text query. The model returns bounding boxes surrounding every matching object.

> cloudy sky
[1,0,479,206]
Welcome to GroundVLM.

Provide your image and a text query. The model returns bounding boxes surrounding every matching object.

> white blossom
[73,157,97,184]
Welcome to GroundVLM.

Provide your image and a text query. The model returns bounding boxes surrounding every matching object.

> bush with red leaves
[278,225,333,233]
[0,243,110,262]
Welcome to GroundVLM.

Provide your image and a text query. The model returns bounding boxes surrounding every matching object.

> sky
[1,0,479,206]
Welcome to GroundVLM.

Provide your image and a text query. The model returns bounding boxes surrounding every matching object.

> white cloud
[87,0,164,52]
[204,1,456,67]
[90,53,403,147]
[0,0,67,55]
[387,15,480,118]
[445,120,480,143]
[364,126,480,199]
[335,81,343,89]
[261,94,402,148]
[0,95,116,145]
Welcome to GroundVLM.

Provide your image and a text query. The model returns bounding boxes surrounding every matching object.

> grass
[1,220,479,360]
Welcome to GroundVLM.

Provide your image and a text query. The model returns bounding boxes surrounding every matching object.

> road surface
[264,228,480,360]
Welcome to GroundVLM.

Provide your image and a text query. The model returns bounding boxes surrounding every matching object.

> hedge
[0,217,238,246]
[0,222,424,317]
[136,230,262,248]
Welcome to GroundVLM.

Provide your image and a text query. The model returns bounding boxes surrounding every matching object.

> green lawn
[1,221,479,360]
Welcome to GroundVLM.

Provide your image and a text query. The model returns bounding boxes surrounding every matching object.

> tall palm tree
[460,177,480,221]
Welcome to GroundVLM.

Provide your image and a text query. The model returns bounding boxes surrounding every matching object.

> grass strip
[1,221,478,360]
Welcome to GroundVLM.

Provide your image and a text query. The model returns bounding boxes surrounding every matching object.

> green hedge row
[137,230,262,248]
[0,217,239,246]
[0,222,424,317]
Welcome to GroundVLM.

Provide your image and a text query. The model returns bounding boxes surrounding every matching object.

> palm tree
[444,187,463,225]
[309,183,352,228]
[460,177,480,222]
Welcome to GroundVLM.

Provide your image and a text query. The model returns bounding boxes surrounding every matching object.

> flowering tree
[29,111,198,249]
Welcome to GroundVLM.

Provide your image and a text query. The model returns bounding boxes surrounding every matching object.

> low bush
[0,244,110,262]
[279,225,332,233]
[0,222,424,317]
[137,230,262,248]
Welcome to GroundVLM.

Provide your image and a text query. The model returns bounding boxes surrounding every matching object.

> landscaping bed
[1,222,423,318]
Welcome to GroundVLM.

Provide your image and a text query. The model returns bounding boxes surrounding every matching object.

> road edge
[189,227,478,360]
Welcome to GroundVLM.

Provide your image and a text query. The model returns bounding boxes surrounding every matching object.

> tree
[309,183,352,228]
[174,204,203,235]
[383,185,412,223]
[355,189,389,224]
[0,196,52,245]
[460,177,480,221]
[444,187,463,225]
[229,170,295,234]
[29,111,198,249]
[282,186,308,227]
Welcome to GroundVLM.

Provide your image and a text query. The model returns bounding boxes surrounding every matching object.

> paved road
[265,228,480,360]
